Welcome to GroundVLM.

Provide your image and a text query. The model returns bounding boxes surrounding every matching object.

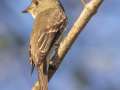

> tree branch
[48,0,103,80]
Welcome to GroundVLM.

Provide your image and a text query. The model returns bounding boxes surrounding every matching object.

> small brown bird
[23,0,67,79]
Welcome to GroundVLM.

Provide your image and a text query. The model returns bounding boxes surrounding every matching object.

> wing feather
[29,8,67,67]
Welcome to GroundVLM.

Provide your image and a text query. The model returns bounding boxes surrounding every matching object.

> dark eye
[33,0,38,5]
[35,1,38,5]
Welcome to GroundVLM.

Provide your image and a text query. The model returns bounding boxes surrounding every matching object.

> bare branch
[48,0,103,80]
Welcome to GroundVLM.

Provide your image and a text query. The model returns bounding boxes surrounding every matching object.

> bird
[23,0,67,89]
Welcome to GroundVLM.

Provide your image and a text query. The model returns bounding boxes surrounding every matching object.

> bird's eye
[35,1,38,5]
[34,0,38,6]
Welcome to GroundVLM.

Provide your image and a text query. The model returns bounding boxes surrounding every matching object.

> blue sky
[0,0,120,90]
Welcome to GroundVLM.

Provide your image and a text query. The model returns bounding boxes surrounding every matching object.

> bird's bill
[22,8,28,13]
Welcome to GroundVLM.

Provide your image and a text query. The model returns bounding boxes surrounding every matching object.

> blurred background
[0,0,120,90]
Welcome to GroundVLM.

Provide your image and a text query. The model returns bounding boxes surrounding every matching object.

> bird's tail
[37,60,48,90]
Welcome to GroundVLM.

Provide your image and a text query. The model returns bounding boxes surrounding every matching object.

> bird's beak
[22,8,28,13]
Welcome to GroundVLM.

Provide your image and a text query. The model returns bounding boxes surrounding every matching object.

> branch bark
[48,0,103,80]
[32,0,103,89]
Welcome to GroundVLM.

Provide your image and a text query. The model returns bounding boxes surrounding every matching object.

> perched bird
[23,0,67,88]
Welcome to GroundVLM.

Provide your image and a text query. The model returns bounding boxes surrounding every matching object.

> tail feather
[37,60,48,90]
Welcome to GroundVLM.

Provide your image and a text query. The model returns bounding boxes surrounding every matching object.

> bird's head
[22,0,59,18]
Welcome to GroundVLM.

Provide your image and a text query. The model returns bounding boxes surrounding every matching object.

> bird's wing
[29,8,67,68]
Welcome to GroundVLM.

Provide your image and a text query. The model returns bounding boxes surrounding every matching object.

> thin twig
[81,0,87,6]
